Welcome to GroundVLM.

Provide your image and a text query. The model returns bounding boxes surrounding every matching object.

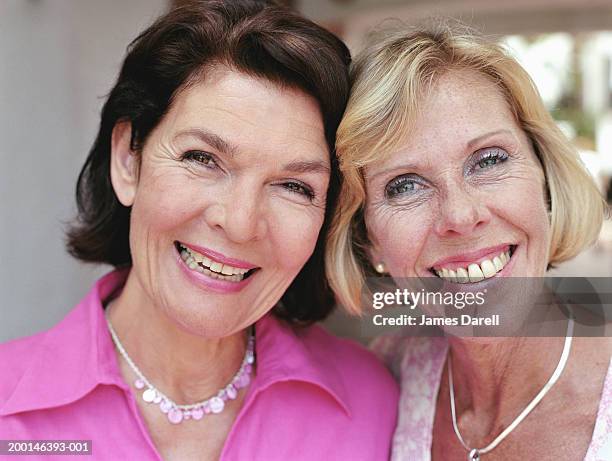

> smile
[175,242,258,283]
[431,245,516,283]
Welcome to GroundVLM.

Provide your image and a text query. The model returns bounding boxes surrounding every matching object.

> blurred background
[2,0,612,342]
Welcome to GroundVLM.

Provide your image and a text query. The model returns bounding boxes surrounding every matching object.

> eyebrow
[281,160,330,175]
[466,129,515,150]
[366,161,420,183]
[175,128,238,156]
[177,128,328,174]
[367,129,516,182]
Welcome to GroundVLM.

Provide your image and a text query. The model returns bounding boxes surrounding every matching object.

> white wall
[296,0,612,52]
[0,0,167,342]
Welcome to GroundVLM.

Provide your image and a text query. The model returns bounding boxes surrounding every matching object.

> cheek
[517,193,551,260]
[132,173,202,236]
[127,174,203,280]
[492,175,550,242]
[268,205,324,271]
[366,206,433,276]
[485,173,551,275]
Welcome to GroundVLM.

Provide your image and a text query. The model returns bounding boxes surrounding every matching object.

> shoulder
[0,331,48,406]
[0,273,114,417]
[302,323,398,387]
[296,323,400,419]
[258,320,399,457]
[586,356,612,460]
[371,334,447,380]
[260,314,398,399]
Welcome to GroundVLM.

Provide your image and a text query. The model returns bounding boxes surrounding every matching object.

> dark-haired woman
[0,2,397,459]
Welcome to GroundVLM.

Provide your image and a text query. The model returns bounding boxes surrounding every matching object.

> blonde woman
[0,2,399,459]
[327,25,612,460]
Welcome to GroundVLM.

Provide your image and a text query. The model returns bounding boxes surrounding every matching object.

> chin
[165,303,247,339]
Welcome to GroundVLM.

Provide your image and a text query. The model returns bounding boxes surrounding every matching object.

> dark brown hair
[66,0,351,324]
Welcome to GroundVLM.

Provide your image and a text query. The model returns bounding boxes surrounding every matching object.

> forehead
[365,69,527,177]
[403,70,519,153]
[156,67,328,161]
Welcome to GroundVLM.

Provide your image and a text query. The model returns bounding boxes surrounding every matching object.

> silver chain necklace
[448,315,574,461]
[106,311,255,425]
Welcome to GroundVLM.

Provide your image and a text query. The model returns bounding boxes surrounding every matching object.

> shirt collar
[1,269,350,417]
[252,314,351,416]
[0,270,128,416]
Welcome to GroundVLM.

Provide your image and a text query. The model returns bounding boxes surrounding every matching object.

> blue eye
[385,175,424,199]
[474,148,508,170]
[183,150,217,167]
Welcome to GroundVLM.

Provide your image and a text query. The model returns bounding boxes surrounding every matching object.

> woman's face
[112,68,330,337]
[364,70,550,284]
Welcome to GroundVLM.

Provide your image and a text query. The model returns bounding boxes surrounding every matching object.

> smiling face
[111,68,330,337]
[364,70,551,285]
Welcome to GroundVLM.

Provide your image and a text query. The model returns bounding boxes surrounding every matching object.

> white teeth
[435,248,513,284]
[492,256,503,271]
[467,264,485,282]
[480,259,496,278]
[209,261,223,273]
[179,244,253,281]
[456,267,469,283]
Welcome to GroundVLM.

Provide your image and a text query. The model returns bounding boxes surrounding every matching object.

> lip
[178,241,258,270]
[427,244,518,287]
[436,250,518,292]
[175,246,255,294]
[430,244,514,271]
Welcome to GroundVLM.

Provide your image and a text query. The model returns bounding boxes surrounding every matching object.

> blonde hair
[327,23,606,314]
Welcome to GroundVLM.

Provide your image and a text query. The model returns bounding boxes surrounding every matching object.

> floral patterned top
[372,336,612,461]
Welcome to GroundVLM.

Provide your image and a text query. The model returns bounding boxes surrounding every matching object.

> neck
[107,271,248,404]
[447,335,568,442]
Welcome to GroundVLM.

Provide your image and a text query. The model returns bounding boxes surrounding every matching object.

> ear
[366,237,387,274]
[110,121,139,207]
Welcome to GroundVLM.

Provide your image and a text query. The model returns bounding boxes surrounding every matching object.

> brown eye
[282,181,315,201]
[183,150,217,167]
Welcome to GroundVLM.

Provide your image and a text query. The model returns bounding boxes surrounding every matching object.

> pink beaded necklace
[106,312,255,425]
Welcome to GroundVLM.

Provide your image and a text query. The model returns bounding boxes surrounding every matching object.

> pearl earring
[374,262,387,274]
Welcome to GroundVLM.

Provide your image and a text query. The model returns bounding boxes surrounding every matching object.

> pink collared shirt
[0,270,398,460]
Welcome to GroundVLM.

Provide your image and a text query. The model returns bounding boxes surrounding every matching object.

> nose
[203,181,268,244]
[433,184,491,237]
